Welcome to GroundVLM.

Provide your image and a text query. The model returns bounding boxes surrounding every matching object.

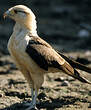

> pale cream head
[4,5,37,32]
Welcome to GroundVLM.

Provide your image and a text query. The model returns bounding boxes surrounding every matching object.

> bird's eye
[14,10,18,14]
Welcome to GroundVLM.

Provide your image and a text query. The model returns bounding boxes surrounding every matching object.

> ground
[0,52,91,110]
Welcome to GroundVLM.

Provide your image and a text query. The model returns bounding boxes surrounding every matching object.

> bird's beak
[3,10,10,19]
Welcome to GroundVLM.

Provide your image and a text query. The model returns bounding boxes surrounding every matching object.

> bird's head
[4,5,37,31]
[4,5,36,23]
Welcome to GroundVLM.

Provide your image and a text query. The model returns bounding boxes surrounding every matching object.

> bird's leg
[25,89,38,110]
[32,89,37,106]
[31,88,34,101]
[24,88,34,106]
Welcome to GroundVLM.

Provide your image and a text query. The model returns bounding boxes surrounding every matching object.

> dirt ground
[0,52,91,110]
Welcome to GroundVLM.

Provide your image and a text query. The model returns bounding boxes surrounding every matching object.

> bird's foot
[24,100,39,106]
[24,101,33,106]
[25,104,37,110]
[25,88,38,110]
[24,101,38,110]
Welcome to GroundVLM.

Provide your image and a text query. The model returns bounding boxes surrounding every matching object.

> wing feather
[57,51,91,73]
[25,36,91,84]
[26,36,64,70]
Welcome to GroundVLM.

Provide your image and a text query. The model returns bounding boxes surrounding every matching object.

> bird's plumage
[57,52,91,73]
[26,36,65,71]
[4,5,91,109]
[25,35,91,84]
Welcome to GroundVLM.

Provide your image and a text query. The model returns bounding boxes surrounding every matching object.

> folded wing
[25,36,91,84]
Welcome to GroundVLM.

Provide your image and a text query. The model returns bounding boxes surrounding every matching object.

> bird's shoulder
[25,35,65,70]
[27,35,52,48]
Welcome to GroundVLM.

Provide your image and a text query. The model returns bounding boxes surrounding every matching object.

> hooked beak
[3,10,10,19]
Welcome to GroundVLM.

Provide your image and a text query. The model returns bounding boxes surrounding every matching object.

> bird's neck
[25,17,38,36]
[13,21,38,37]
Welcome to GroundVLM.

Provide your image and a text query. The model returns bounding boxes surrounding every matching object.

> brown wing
[25,36,91,84]
[26,36,64,70]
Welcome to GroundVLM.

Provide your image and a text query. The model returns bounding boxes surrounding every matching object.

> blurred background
[0,0,91,56]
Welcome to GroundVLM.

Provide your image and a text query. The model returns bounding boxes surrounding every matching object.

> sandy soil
[0,52,91,110]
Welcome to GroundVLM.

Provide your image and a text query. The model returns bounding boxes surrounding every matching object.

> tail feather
[61,62,91,84]
[58,51,91,73]
[73,69,91,84]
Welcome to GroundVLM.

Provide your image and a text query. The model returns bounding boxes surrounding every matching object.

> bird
[4,5,91,110]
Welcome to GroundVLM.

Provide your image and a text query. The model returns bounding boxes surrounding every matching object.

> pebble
[61,81,69,86]
[55,77,65,82]
[67,76,75,82]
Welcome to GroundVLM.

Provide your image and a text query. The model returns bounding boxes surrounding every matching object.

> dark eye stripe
[14,10,26,14]
[14,10,18,14]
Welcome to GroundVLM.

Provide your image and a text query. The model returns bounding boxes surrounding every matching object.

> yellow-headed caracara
[4,5,91,110]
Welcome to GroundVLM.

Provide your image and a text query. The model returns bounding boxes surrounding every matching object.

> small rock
[67,76,75,82]
[55,77,65,82]
[61,81,69,86]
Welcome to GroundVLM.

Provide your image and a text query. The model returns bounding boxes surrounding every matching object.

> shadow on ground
[1,95,90,110]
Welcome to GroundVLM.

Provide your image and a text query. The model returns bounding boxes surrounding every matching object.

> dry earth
[0,52,91,110]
